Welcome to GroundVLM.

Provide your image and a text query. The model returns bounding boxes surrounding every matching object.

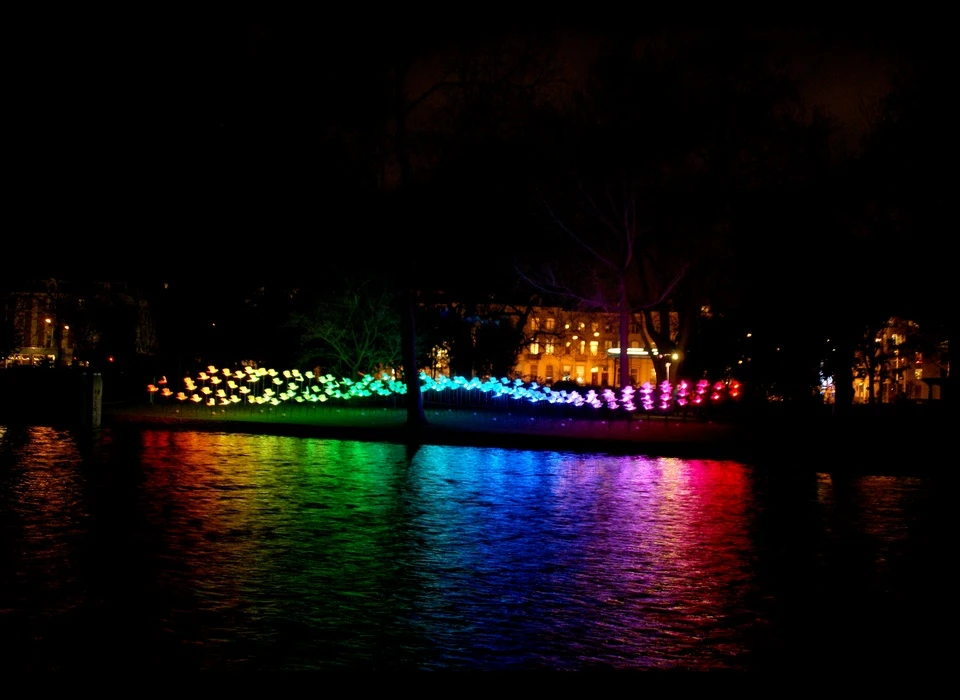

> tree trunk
[618,280,631,390]
[651,354,667,386]
[400,288,426,428]
[832,333,856,415]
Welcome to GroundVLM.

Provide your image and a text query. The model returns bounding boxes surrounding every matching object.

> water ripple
[0,426,946,671]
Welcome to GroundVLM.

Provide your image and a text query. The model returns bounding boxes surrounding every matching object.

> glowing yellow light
[672,353,678,360]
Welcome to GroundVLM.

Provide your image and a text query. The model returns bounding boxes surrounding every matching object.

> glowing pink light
[659,380,673,410]
[640,382,654,411]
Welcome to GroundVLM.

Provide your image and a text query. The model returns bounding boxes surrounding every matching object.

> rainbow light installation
[146,364,741,415]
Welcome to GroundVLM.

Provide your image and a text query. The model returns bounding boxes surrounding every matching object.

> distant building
[2,279,157,369]
[510,306,679,387]
[2,283,76,367]
[422,300,680,388]
[852,317,948,403]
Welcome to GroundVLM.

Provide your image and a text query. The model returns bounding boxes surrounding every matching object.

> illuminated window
[545,317,556,331]
[589,341,599,356]
[530,342,540,355]
[575,365,585,383]
[545,341,554,355]
[579,340,586,354]
[531,317,540,331]
[591,322,599,332]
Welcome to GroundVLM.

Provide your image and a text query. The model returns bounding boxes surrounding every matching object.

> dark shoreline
[89,404,950,477]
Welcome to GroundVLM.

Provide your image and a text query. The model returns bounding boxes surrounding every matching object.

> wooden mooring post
[80,372,103,429]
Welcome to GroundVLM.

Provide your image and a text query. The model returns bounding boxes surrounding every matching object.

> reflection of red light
[711,392,721,401]
[159,376,167,385]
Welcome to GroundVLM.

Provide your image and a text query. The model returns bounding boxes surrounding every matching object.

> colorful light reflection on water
[0,426,946,672]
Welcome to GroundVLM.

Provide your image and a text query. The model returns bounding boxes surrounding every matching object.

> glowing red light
[107,356,114,363]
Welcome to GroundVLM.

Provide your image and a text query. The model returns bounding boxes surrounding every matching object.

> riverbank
[100,401,949,475]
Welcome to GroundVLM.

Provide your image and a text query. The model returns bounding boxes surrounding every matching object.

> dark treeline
[6,25,948,415]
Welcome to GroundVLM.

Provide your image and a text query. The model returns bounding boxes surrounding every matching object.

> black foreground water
[0,424,948,672]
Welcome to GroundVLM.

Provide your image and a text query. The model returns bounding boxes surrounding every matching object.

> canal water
[0,424,947,672]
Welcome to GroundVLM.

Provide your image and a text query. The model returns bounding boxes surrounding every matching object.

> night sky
[8,23,941,307]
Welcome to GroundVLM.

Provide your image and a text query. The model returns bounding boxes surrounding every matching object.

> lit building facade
[2,290,75,367]
[511,306,679,387]
[852,318,948,403]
